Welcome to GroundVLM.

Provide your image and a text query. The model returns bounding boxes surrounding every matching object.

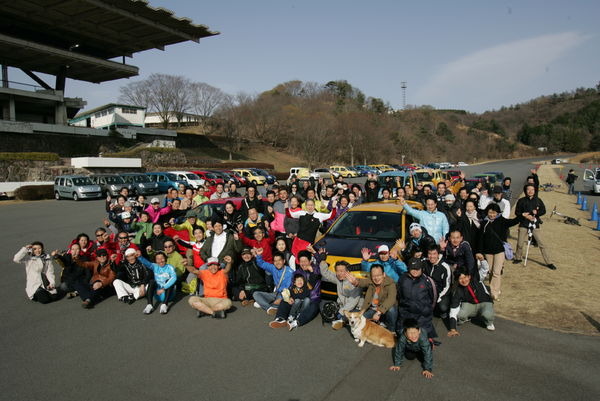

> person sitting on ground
[424,246,451,319]
[70,233,96,260]
[347,264,397,330]
[73,248,117,308]
[54,242,89,298]
[440,229,476,275]
[398,223,437,262]
[113,248,151,304]
[142,223,172,255]
[253,248,295,314]
[396,258,437,340]
[13,242,60,304]
[389,318,434,379]
[111,231,140,264]
[282,273,311,327]
[360,244,407,283]
[400,197,449,244]
[187,256,233,318]
[231,247,267,306]
[447,263,495,336]
[138,251,177,315]
[269,247,323,330]
[319,259,363,330]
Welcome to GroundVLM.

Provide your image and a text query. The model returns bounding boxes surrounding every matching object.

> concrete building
[144,111,203,128]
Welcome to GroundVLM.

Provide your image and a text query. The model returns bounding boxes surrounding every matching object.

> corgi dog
[344,310,395,348]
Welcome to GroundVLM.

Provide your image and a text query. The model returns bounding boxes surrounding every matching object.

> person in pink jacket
[145,197,171,223]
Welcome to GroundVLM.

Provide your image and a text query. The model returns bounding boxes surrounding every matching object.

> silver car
[89,174,133,197]
[54,175,102,201]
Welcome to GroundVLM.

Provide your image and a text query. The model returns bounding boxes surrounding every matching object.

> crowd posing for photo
[13,167,555,378]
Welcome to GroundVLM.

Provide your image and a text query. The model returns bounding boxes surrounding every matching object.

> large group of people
[13,166,555,378]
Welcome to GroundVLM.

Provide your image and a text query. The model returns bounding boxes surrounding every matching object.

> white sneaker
[288,319,298,331]
[486,323,495,331]
[253,301,261,309]
[143,304,154,315]
[159,304,169,314]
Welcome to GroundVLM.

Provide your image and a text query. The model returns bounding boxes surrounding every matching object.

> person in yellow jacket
[170,213,207,241]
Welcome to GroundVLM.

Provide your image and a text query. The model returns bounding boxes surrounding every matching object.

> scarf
[466,210,480,228]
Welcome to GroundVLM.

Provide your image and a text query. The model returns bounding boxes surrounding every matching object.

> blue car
[354,165,379,175]
[145,172,187,193]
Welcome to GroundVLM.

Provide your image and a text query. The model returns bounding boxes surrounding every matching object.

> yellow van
[413,169,450,188]
[329,165,359,178]
[232,169,266,185]
[369,164,395,172]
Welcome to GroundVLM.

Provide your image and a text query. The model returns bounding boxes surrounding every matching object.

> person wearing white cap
[360,244,407,283]
[398,223,437,262]
[144,198,172,224]
[399,197,449,244]
[112,248,151,304]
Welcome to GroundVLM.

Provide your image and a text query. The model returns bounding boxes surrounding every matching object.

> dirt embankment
[495,164,600,335]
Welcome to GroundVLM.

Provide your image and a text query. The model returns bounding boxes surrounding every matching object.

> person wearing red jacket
[237,221,277,263]
[113,232,140,265]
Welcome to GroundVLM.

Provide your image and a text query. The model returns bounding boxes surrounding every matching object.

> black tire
[73,192,79,201]
[252,180,257,185]
[55,191,61,200]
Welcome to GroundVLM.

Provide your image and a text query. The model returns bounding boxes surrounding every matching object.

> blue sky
[9,0,600,113]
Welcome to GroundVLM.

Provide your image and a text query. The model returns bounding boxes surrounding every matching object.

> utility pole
[401,81,407,109]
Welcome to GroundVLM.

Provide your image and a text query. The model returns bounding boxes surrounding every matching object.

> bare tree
[191,82,229,122]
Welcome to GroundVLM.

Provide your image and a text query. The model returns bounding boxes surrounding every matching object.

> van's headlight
[139,183,145,188]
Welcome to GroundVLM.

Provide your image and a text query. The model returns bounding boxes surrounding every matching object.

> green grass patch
[0,152,60,161]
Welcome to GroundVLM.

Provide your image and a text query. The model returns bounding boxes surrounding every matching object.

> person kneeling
[188,256,233,319]
[389,318,434,379]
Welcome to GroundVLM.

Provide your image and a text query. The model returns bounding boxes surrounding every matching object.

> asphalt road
[1,156,599,401]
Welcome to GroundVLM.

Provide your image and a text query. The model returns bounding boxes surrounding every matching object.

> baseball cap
[378,245,390,254]
[407,258,425,271]
[124,201,132,207]
[445,194,456,201]
[409,223,422,232]
[124,248,137,257]
[493,186,503,194]
[150,197,160,204]
[207,257,220,265]
[120,211,131,219]
[241,247,252,255]
[96,249,108,257]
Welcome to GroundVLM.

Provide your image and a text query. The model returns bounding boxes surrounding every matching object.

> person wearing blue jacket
[400,197,449,243]
[360,245,407,283]
[138,251,177,315]
[253,249,295,314]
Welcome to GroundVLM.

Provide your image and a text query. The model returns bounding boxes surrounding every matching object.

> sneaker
[288,319,298,331]
[269,318,288,328]
[196,311,205,318]
[266,306,278,315]
[119,296,129,303]
[159,304,169,314]
[547,264,557,270]
[212,310,226,319]
[331,319,344,330]
[67,291,77,299]
[512,259,522,264]
[81,299,93,309]
[143,304,154,315]
[127,295,135,304]
[486,323,496,331]
[253,301,261,309]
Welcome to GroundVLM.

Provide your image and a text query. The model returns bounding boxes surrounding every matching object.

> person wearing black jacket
[112,248,151,303]
[239,186,264,219]
[447,264,495,335]
[424,246,451,319]
[440,230,476,276]
[476,203,520,301]
[55,243,91,297]
[364,178,380,203]
[513,184,556,269]
[565,169,577,195]
[396,259,437,339]
[231,248,267,305]
[455,199,481,251]
[399,223,436,262]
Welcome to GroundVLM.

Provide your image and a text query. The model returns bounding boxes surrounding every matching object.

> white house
[144,111,202,128]
[69,103,146,129]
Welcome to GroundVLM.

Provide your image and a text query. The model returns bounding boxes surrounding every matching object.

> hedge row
[14,185,54,200]
[0,152,60,161]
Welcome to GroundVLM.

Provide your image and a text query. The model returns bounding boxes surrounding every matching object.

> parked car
[288,167,319,184]
[228,170,247,186]
[457,161,469,167]
[250,168,277,184]
[54,175,102,201]
[145,172,187,193]
[354,165,380,175]
[313,200,422,299]
[583,168,600,194]
[551,159,562,164]
[313,168,336,180]
[119,173,159,196]
[208,170,236,185]
[369,164,395,172]
[472,173,498,186]
[446,170,463,181]
[438,162,452,169]
[464,177,487,191]
[377,171,418,191]
[192,170,224,186]
[330,165,359,178]
[232,168,266,186]
[168,171,205,189]
[425,163,441,169]
[483,171,505,182]
[413,169,449,188]
[88,174,132,197]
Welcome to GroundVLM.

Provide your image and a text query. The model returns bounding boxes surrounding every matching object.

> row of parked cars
[53,168,278,201]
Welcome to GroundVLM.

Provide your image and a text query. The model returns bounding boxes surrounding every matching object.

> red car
[190,197,245,222]
[221,169,247,186]
[192,170,224,186]
[447,170,462,180]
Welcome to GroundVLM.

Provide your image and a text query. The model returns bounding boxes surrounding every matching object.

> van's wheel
[55,191,61,200]
[346,174,351,178]
[252,180,257,185]
[73,192,79,201]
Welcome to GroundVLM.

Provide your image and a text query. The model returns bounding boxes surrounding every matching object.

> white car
[169,171,205,189]
[583,168,600,194]
[457,161,469,167]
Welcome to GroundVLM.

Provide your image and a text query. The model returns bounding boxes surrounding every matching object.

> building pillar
[8,95,16,121]
[55,102,67,124]
[1,65,8,88]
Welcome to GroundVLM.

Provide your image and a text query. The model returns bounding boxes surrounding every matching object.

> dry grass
[234,145,307,172]
[496,165,600,335]
[568,151,600,164]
